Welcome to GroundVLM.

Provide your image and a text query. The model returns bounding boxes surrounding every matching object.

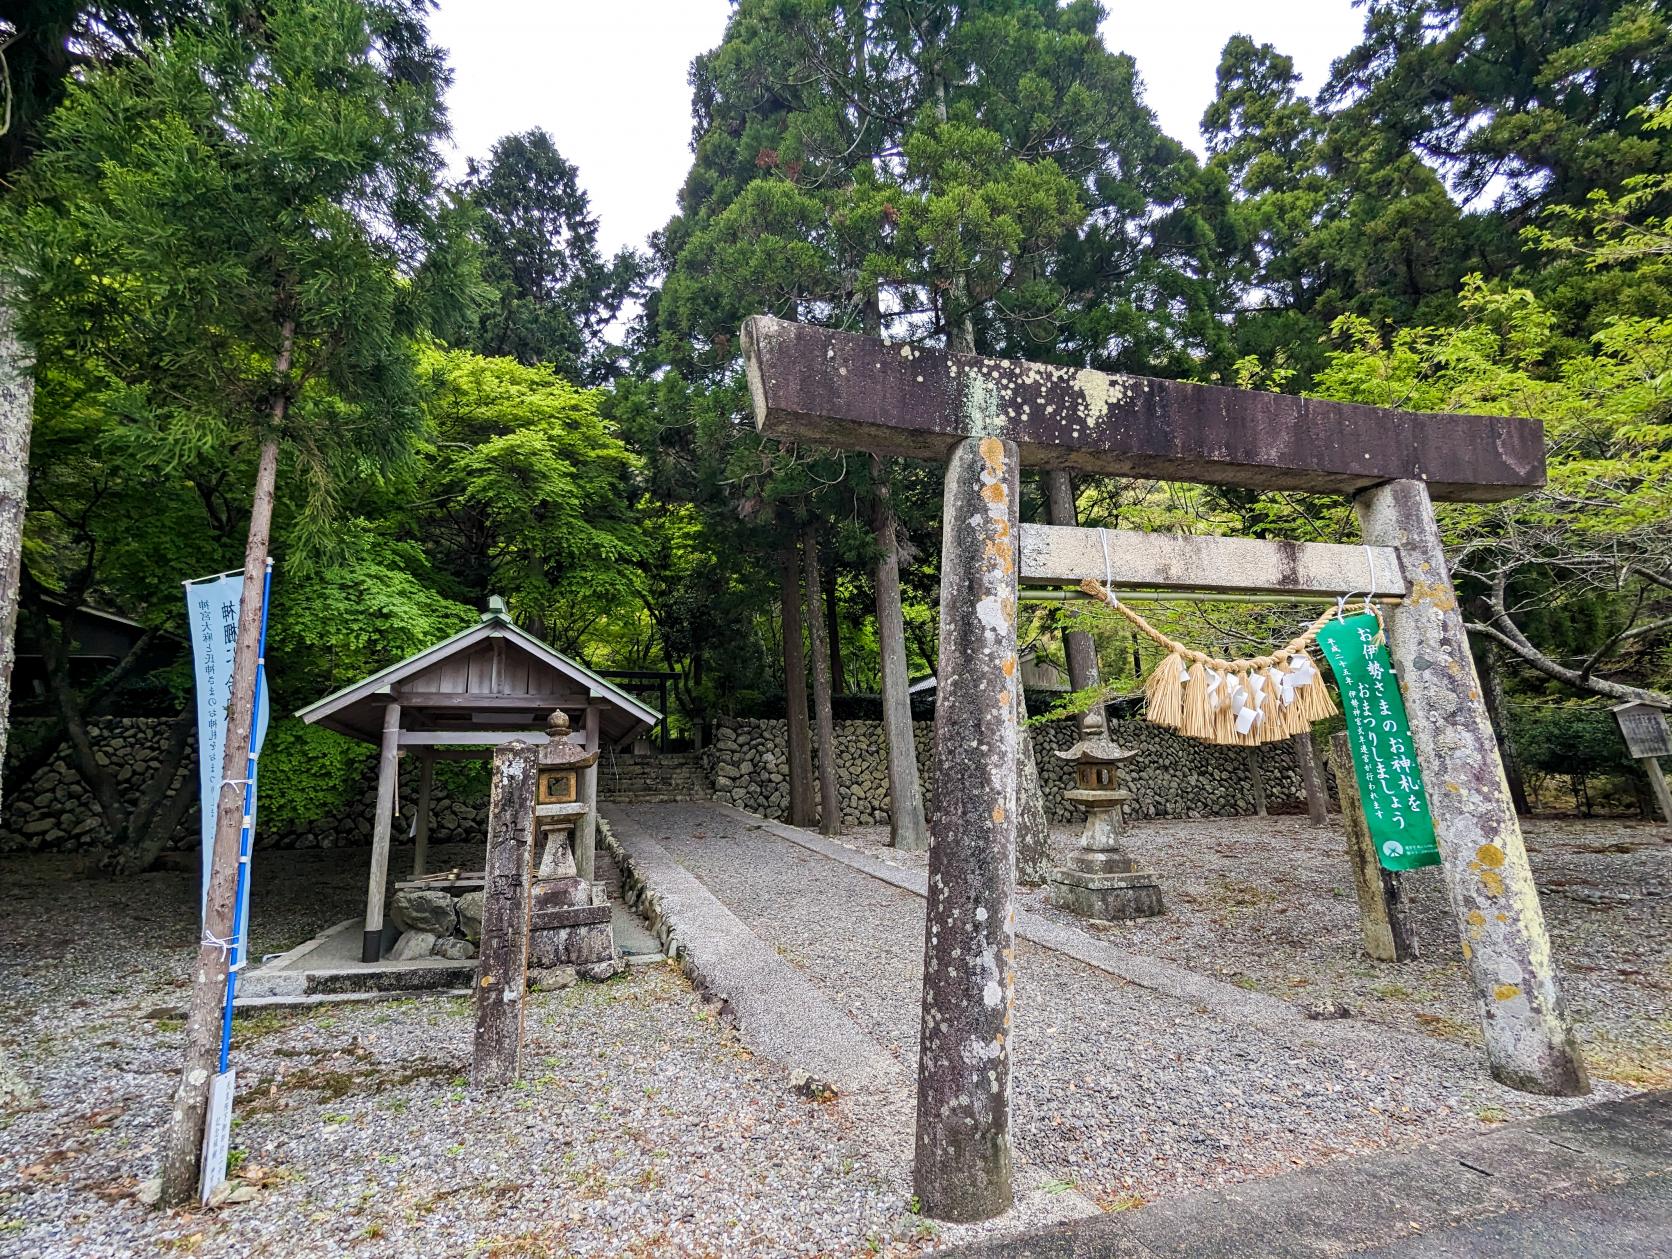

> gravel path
[0,845,927,1257]
[640,803,1630,1208]
[840,813,1672,1091]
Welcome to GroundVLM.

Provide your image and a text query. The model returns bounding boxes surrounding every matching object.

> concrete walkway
[601,801,1606,1211]
[602,808,902,1098]
[941,1089,1672,1257]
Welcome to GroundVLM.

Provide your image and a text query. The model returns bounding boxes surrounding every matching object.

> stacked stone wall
[705,715,1317,826]
[3,712,1330,854]
[1,717,490,854]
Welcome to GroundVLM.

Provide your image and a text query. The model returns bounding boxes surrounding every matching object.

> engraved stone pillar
[473,740,537,1088]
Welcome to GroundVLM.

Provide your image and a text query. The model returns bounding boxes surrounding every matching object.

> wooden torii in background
[741,315,1588,1223]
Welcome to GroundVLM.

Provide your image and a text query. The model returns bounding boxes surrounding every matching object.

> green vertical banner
[1317,612,1440,871]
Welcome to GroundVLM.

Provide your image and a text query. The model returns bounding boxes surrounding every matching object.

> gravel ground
[644,803,1637,1209]
[0,843,934,1257]
[2,807,1661,1256]
[840,812,1672,1092]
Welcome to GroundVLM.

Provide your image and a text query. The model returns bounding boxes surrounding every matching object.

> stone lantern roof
[1052,709,1136,765]
[539,710,599,769]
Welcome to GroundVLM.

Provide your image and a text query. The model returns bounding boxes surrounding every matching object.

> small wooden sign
[198,1068,236,1204]
[1611,701,1672,760]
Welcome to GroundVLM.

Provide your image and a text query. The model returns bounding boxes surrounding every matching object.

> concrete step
[598,789,708,799]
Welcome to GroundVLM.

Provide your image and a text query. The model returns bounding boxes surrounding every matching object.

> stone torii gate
[741,315,1589,1223]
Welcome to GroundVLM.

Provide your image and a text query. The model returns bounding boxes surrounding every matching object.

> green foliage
[465,128,641,382]
[258,720,375,826]
[1506,704,1647,814]
[7,0,479,553]
[406,348,647,655]
[1508,705,1634,777]
[11,0,1672,812]
[1306,279,1672,701]
[1325,1,1672,213]
[265,521,475,702]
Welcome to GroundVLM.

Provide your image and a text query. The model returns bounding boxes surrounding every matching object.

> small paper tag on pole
[198,1068,236,1205]
[1318,613,1440,871]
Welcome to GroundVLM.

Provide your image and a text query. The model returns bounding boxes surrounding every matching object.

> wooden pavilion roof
[295,606,660,749]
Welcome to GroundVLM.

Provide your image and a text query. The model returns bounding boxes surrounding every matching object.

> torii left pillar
[915,436,1020,1222]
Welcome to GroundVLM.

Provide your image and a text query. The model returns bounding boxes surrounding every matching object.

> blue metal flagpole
[218,557,273,1073]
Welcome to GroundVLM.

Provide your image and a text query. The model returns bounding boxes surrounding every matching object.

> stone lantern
[1046,709,1163,921]
[529,710,620,978]
[534,709,597,877]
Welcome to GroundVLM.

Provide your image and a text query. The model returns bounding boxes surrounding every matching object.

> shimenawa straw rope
[1076,576,1340,746]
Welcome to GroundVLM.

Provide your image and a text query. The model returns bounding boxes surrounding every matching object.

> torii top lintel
[741,316,1544,503]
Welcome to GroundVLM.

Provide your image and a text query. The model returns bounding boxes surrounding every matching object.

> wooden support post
[412,751,434,877]
[1295,732,1328,826]
[916,436,1019,1223]
[1356,479,1587,1096]
[473,740,538,1089]
[577,705,600,883]
[362,701,402,963]
[779,544,817,828]
[1639,756,1672,825]
[1331,733,1417,962]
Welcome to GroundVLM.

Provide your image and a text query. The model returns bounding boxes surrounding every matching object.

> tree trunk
[822,556,845,698]
[1469,603,1672,709]
[0,282,35,820]
[1014,686,1053,886]
[3,620,172,805]
[1044,471,1101,699]
[872,459,929,851]
[1471,631,1531,815]
[159,327,288,1205]
[1294,732,1328,825]
[932,74,978,356]
[779,542,816,828]
[803,526,841,835]
[35,600,196,872]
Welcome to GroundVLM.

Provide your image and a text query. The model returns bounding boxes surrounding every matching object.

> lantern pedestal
[1047,863,1164,921]
[529,712,621,980]
[1046,713,1164,921]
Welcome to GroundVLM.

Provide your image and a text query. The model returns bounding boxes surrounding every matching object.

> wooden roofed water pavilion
[296,598,661,962]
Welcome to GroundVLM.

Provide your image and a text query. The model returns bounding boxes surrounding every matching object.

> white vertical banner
[185,572,269,922]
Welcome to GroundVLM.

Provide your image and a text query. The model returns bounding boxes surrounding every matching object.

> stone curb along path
[598,808,902,1098]
[717,804,1456,1063]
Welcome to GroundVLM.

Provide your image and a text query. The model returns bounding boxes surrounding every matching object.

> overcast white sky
[428,1,1367,259]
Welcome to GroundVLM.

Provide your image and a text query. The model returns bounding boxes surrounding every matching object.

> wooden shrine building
[296,598,660,962]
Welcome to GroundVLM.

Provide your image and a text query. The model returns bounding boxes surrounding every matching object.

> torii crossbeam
[741,316,1588,1224]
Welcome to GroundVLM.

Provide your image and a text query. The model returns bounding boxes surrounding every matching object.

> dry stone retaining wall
[1,717,490,854]
[705,715,1315,826]
[4,712,1329,854]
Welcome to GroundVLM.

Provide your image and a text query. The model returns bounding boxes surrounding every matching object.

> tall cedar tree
[466,128,642,382]
[6,0,477,1203]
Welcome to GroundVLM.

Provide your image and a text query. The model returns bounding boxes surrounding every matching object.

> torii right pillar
[1356,479,1588,1095]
